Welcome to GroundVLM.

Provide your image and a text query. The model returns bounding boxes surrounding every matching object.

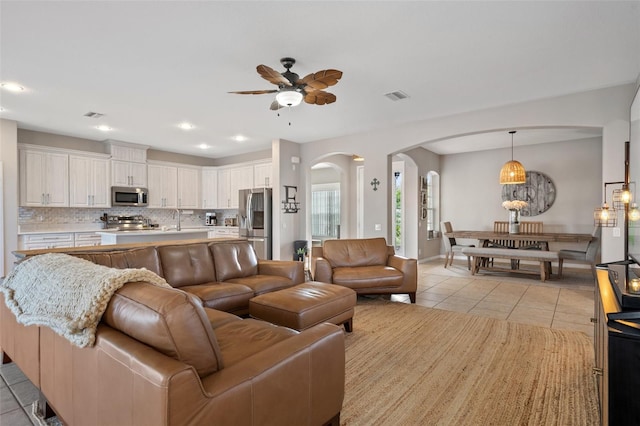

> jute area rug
[341,299,599,426]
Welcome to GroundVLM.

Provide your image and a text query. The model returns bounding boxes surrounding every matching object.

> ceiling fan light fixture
[276,90,303,107]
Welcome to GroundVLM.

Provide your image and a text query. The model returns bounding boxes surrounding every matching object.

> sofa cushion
[181,282,254,314]
[322,238,389,268]
[226,274,294,296]
[332,265,404,289]
[102,282,223,377]
[72,247,163,276]
[214,318,297,367]
[158,244,216,287]
[211,241,258,282]
[203,307,242,329]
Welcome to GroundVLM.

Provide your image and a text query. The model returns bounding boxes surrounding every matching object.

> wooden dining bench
[461,247,559,282]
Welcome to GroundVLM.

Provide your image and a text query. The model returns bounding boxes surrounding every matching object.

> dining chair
[485,221,514,267]
[441,221,474,269]
[519,221,546,250]
[558,226,601,280]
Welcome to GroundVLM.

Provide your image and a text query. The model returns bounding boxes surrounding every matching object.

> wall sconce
[595,181,624,227]
[594,142,640,227]
[282,185,300,213]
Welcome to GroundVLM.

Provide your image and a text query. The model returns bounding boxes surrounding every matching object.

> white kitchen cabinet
[74,232,102,247]
[109,141,148,187]
[109,144,147,163]
[147,164,177,208]
[208,227,240,238]
[217,168,232,208]
[19,149,69,207]
[111,160,147,187]
[69,154,110,208]
[201,167,218,210]
[19,233,74,250]
[218,165,254,208]
[253,161,272,188]
[177,166,200,209]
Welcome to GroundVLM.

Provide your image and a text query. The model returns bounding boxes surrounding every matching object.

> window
[311,183,340,240]
[424,171,439,237]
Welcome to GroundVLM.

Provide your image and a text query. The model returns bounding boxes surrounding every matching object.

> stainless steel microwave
[111,186,148,207]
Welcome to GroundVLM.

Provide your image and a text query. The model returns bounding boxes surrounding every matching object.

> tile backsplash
[19,207,239,228]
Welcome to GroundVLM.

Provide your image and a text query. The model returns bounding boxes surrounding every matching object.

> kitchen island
[96,228,210,245]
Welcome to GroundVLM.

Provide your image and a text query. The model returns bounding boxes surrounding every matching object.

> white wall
[0,119,18,276]
[272,139,301,260]
[441,137,601,250]
[300,83,635,260]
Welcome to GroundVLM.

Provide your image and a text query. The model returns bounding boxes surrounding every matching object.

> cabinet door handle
[46,193,50,204]
[41,193,45,205]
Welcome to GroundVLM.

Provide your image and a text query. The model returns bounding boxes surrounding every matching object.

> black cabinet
[595,265,640,425]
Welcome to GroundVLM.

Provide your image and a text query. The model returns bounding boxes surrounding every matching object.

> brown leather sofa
[1,240,344,425]
[72,240,304,316]
[314,237,417,302]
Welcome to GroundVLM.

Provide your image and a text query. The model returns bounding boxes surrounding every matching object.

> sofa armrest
[314,257,333,283]
[388,255,418,291]
[196,323,345,425]
[39,325,199,426]
[258,260,305,285]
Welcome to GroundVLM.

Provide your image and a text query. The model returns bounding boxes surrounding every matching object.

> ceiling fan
[229,57,343,110]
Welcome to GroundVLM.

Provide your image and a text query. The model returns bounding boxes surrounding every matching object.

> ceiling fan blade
[228,89,278,95]
[304,91,337,105]
[257,65,292,87]
[301,69,343,91]
[269,100,284,110]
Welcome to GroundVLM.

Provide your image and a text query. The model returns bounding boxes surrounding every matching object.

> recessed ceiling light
[95,125,112,132]
[232,134,248,143]
[179,122,194,130]
[1,82,25,92]
[197,143,210,150]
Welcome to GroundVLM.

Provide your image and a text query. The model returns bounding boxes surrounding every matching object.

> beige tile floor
[0,259,596,425]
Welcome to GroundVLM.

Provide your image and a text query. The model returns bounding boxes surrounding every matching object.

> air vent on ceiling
[384,90,409,101]
[84,111,104,119]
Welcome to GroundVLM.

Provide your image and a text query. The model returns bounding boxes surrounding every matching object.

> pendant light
[499,130,526,185]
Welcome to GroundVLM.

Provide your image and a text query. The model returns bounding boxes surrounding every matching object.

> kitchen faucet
[175,209,181,231]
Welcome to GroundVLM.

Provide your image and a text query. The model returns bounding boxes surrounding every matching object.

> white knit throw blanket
[0,253,171,348]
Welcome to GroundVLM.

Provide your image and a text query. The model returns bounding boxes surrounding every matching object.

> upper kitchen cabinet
[177,166,200,209]
[253,161,272,188]
[201,167,218,210]
[218,164,253,209]
[69,154,111,208]
[147,164,178,208]
[19,147,69,207]
[108,141,148,187]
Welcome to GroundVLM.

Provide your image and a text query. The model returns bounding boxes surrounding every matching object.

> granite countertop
[18,224,238,235]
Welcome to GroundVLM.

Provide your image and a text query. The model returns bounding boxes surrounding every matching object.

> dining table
[444,230,594,248]
[444,230,594,276]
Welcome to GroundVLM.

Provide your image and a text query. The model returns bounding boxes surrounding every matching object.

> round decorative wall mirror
[501,170,556,216]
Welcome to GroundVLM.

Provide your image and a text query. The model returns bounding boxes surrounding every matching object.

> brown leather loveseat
[314,237,417,302]
[1,240,344,425]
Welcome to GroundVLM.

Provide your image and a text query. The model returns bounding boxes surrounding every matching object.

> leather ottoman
[249,282,357,332]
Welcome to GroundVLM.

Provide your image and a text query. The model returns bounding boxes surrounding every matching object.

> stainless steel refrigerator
[239,188,272,259]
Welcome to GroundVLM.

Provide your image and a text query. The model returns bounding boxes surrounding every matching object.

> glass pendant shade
[276,90,303,107]
[594,202,617,227]
[630,203,640,222]
[499,160,526,184]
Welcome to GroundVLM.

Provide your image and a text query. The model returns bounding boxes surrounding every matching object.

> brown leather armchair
[314,238,417,302]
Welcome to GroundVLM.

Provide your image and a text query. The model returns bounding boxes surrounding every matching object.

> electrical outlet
[613,227,621,237]
[374,224,381,231]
